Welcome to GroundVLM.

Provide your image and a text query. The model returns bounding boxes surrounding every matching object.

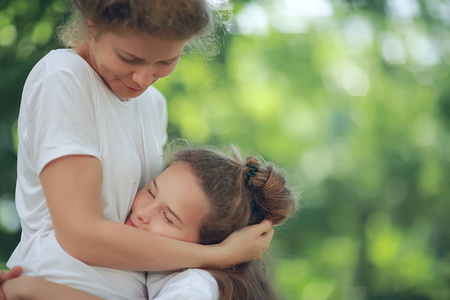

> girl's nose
[136,206,153,224]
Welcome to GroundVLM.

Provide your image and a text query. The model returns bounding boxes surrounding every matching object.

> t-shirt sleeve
[152,269,219,300]
[21,67,100,174]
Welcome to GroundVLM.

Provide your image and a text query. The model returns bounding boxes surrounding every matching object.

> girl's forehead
[158,164,210,227]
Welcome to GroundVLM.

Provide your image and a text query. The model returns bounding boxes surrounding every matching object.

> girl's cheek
[155,223,181,240]
[151,221,169,235]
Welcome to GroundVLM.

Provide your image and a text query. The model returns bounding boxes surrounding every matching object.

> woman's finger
[0,266,23,284]
[260,227,274,239]
[250,219,273,237]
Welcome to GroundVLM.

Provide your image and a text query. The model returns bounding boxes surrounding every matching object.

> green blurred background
[1,0,449,299]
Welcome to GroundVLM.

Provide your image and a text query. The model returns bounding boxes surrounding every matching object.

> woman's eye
[119,55,135,63]
[161,60,174,66]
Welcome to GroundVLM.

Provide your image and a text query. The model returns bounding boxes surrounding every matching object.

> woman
[4,1,273,299]
[3,146,299,299]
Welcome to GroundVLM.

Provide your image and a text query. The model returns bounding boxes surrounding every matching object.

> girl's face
[125,163,210,243]
[84,28,187,101]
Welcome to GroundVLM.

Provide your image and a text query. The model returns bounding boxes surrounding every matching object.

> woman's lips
[122,81,143,93]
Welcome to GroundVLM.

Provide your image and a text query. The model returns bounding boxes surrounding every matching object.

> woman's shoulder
[22,49,102,101]
[29,49,95,83]
[21,49,104,109]
[41,49,88,68]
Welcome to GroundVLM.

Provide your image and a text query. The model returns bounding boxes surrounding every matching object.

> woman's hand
[0,266,23,300]
[216,219,274,268]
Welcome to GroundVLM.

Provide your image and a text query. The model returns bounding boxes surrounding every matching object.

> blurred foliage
[1,0,450,299]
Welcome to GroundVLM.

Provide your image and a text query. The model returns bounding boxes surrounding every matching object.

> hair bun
[244,157,259,188]
[245,156,258,168]
[244,156,261,190]
[243,156,299,225]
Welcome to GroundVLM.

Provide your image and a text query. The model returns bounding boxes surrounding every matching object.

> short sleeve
[152,269,219,300]
[21,66,100,174]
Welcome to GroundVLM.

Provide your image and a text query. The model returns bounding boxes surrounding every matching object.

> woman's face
[84,28,187,101]
[125,163,210,243]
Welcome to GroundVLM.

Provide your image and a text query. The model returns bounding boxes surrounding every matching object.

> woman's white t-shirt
[7,49,167,300]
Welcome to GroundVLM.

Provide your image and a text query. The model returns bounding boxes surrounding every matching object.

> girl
[4,146,299,299]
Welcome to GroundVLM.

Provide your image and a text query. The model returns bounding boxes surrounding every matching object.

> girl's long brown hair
[168,146,299,300]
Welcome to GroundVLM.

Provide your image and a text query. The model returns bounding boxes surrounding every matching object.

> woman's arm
[2,277,103,300]
[41,155,273,271]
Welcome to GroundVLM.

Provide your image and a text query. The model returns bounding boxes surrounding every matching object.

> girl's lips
[126,218,138,228]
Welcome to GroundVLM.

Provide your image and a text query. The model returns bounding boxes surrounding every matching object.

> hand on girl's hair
[218,219,274,268]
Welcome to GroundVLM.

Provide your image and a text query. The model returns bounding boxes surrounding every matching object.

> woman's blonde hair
[167,145,300,300]
[59,0,229,56]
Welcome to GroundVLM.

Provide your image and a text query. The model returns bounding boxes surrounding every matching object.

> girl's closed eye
[147,188,155,198]
[163,212,173,224]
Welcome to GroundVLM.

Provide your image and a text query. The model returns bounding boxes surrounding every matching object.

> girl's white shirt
[8,49,167,300]
[147,269,219,300]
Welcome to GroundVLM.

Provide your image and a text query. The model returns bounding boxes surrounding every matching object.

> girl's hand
[0,266,23,300]
[217,219,274,268]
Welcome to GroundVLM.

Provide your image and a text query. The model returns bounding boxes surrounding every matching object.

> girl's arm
[2,277,103,300]
[40,155,273,271]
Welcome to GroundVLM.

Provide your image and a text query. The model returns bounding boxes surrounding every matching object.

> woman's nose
[132,66,155,88]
